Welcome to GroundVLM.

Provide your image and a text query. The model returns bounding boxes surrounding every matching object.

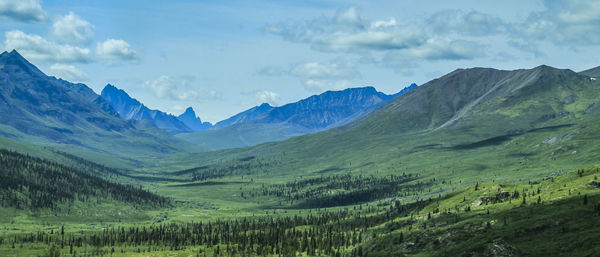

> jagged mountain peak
[257,103,273,109]
[177,107,212,131]
[182,107,196,116]
[0,49,45,77]
[101,84,137,101]
[100,85,193,134]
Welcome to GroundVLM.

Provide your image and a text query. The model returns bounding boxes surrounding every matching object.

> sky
[0,0,599,123]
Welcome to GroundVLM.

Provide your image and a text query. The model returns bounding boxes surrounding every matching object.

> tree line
[0,149,171,210]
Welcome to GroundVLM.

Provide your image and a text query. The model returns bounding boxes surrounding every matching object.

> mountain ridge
[101,84,193,134]
[212,103,274,130]
[177,84,417,149]
[0,50,198,164]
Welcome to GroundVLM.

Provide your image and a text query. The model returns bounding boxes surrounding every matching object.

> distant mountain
[212,103,274,130]
[257,85,416,130]
[100,84,192,134]
[0,50,197,163]
[177,107,212,131]
[177,85,416,149]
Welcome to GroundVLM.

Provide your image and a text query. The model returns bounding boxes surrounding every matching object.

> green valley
[2,2,600,255]
[1,63,600,256]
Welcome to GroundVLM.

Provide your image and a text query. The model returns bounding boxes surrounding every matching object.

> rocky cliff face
[100,84,192,134]
[177,107,212,131]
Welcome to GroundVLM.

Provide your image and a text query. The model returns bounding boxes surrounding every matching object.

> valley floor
[1,166,599,257]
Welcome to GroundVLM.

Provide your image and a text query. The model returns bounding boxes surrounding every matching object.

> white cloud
[404,38,484,60]
[0,0,46,22]
[290,61,358,79]
[256,90,281,106]
[51,12,94,44]
[267,7,489,70]
[426,10,505,36]
[370,18,397,29]
[334,7,362,27]
[48,63,88,81]
[96,39,138,62]
[512,0,600,46]
[303,79,351,93]
[3,30,92,63]
[142,75,220,101]
[258,59,362,93]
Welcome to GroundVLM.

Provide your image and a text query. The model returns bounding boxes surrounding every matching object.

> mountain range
[99,78,417,149]
[101,84,196,134]
[0,50,197,165]
[177,84,417,150]
[2,48,599,173]
[0,49,417,161]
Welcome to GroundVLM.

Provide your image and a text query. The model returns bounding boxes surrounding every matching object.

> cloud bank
[0,0,46,22]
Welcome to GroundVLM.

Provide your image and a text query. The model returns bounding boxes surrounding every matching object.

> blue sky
[1,0,599,123]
